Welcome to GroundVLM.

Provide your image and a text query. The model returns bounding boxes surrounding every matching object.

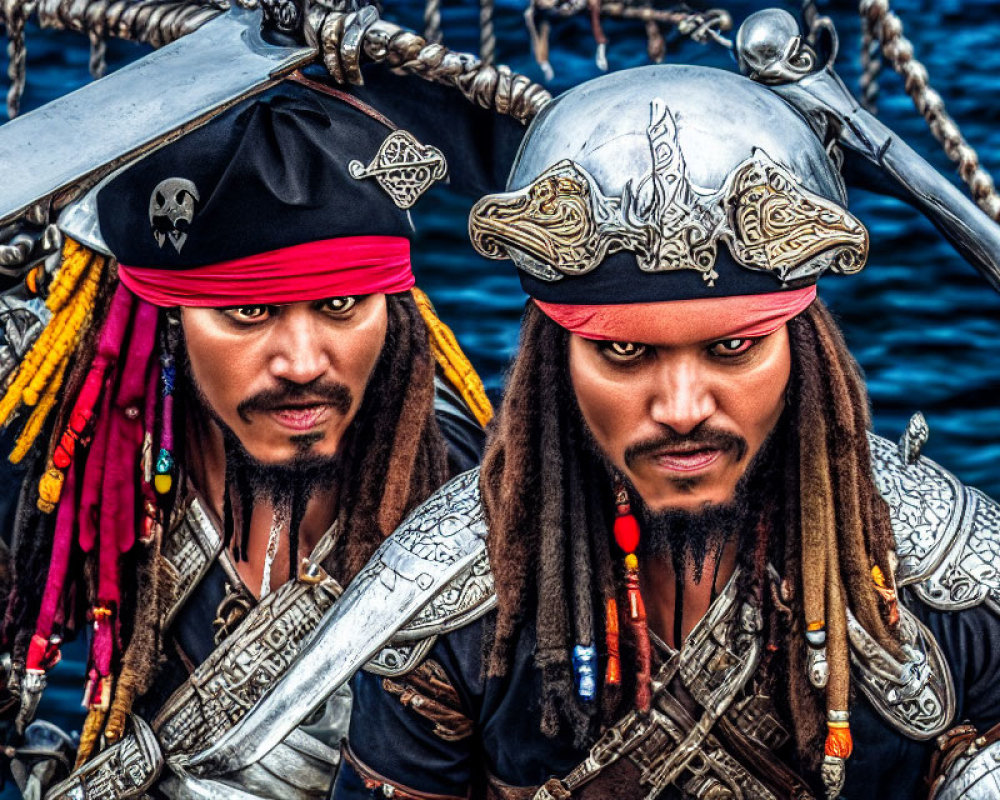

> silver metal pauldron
[868,426,1000,615]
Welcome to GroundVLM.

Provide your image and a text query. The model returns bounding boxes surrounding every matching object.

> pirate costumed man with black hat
[328,12,1000,800]
[0,59,536,798]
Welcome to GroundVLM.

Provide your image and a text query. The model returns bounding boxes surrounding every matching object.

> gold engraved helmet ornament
[469,65,868,301]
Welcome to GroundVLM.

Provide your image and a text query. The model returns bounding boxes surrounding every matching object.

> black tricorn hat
[99,68,525,270]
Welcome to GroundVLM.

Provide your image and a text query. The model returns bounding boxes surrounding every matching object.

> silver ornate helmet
[470,64,868,305]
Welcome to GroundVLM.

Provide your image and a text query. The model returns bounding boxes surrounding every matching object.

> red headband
[534,285,817,342]
[117,236,414,308]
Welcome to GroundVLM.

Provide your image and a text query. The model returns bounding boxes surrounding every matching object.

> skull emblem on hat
[148,178,200,253]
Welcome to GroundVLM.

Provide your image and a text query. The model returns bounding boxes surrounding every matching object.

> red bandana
[534,286,817,342]
[118,236,414,307]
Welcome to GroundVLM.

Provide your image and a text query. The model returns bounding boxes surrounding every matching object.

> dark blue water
[3,0,1000,791]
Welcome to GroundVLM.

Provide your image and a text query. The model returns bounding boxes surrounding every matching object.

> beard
[181,351,346,555]
[219,426,342,509]
[630,429,779,581]
[577,405,781,582]
[631,488,750,583]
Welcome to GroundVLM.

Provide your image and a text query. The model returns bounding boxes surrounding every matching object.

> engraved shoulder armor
[852,415,1000,741]
[868,419,1000,614]
[365,468,496,677]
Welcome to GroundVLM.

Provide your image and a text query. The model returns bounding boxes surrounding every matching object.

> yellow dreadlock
[0,238,105,463]
[411,287,493,426]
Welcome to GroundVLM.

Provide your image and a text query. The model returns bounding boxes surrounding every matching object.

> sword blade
[0,7,315,228]
[773,69,1000,294]
[174,471,488,775]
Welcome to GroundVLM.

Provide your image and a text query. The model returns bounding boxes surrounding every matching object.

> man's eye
[602,341,648,361]
[709,338,756,357]
[321,297,357,316]
[223,305,270,323]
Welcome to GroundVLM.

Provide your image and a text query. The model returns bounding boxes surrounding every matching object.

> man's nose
[648,358,717,435]
[267,309,332,384]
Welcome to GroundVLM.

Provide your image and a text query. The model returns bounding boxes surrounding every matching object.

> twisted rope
[861,0,1000,220]
[422,0,440,44]
[479,0,494,67]
[0,0,547,205]
[523,2,731,79]
[801,0,817,30]
[5,0,37,118]
[33,0,225,48]
[598,3,732,47]
[859,11,881,113]
[311,6,551,123]
[88,30,107,79]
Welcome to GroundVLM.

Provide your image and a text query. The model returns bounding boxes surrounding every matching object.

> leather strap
[715,715,814,799]
[928,721,1000,799]
[342,742,469,800]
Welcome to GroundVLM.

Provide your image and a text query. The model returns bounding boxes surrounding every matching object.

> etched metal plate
[159,497,225,629]
[179,468,488,776]
[847,603,955,740]
[869,431,1000,613]
[868,432,964,581]
[45,716,162,800]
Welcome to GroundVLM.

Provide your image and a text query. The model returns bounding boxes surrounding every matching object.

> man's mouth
[266,403,332,431]
[651,445,724,473]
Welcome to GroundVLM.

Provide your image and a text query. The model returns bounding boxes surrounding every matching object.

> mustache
[236,379,353,423]
[623,425,748,470]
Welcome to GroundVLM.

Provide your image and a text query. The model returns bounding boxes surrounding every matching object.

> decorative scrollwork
[349,129,447,209]
[46,716,163,800]
[868,431,964,580]
[870,429,1000,615]
[725,151,868,282]
[847,603,955,740]
[469,160,635,281]
[916,488,1000,614]
[472,101,867,286]
[152,561,343,756]
[0,289,48,386]
[159,498,224,629]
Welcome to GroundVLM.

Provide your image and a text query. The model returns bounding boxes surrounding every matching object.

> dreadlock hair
[3,284,450,754]
[3,256,119,656]
[307,291,451,583]
[482,299,901,773]
[481,301,614,744]
[779,299,901,773]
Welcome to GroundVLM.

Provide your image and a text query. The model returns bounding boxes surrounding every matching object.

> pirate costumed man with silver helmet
[0,50,539,797]
[327,11,1000,800]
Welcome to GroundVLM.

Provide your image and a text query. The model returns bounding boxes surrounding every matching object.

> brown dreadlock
[325,291,451,583]
[482,299,901,774]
